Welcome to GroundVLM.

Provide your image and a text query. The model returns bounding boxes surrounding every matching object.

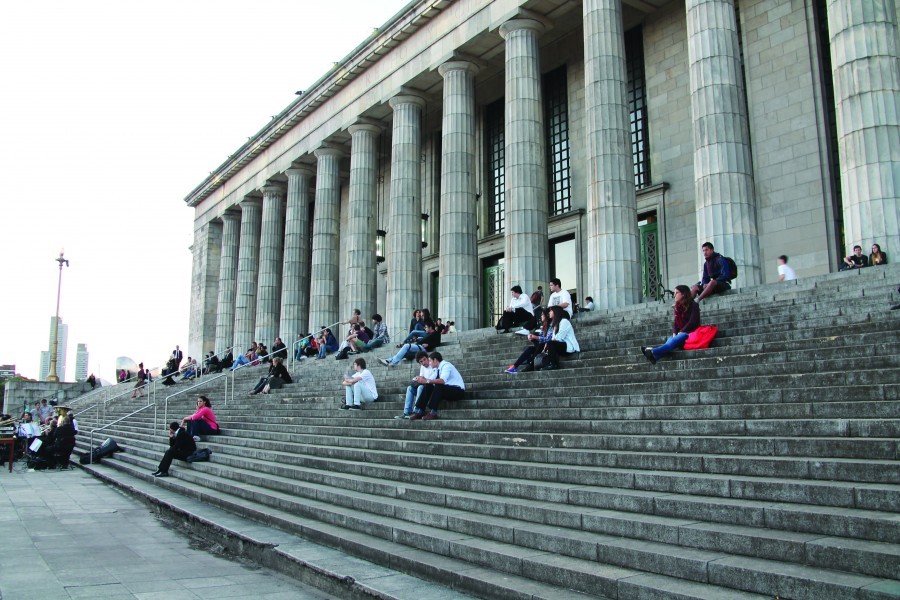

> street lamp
[46,250,70,383]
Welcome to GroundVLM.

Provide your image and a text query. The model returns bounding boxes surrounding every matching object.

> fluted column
[387,94,426,334]
[308,146,344,333]
[584,0,642,307]
[280,166,314,342]
[233,197,262,352]
[827,0,900,252]
[438,61,480,330]
[687,0,761,285]
[501,18,549,299]
[255,184,286,345]
[345,122,381,320]
[215,210,241,354]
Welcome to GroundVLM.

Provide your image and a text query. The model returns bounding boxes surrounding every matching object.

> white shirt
[507,293,534,314]
[418,364,437,380]
[582,301,594,311]
[778,263,797,281]
[552,319,581,353]
[548,289,573,317]
[436,361,465,390]
[18,422,41,437]
[351,369,378,399]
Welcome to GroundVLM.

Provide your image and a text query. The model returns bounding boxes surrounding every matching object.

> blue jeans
[186,419,218,437]
[651,333,689,360]
[403,383,424,414]
[387,344,426,364]
[363,338,385,352]
[231,355,250,370]
[401,330,425,344]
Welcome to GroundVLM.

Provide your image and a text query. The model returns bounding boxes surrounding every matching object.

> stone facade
[185,0,900,360]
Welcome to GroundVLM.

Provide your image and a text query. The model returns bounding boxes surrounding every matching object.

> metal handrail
[199,345,235,379]
[289,320,345,370]
[88,402,157,464]
[164,371,230,428]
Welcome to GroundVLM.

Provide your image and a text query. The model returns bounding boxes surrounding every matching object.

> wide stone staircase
[71,265,900,599]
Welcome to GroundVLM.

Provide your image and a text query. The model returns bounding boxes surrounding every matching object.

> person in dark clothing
[691,242,731,302]
[52,416,77,469]
[380,323,441,366]
[642,285,701,364]
[271,337,288,360]
[153,421,197,477]
[249,357,293,395]
[841,245,869,270]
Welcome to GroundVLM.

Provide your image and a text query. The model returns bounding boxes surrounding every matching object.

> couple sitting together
[505,305,580,373]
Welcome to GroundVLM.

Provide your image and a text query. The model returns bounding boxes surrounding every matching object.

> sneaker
[379,358,391,366]
[422,413,438,420]
[642,347,657,365]
[409,412,423,420]
[192,436,201,442]
[340,405,350,410]
[349,405,362,410]
[514,328,531,336]
[504,366,517,374]
[153,471,169,478]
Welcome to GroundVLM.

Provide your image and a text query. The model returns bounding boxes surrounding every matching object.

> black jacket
[170,427,197,458]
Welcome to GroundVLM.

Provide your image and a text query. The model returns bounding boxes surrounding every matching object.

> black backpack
[724,256,738,281]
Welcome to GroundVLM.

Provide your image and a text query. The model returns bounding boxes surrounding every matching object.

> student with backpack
[691,242,735,303]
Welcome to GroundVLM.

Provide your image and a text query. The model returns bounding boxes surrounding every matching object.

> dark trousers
[546,340,572,366]
[513,341,542,368]
[496,308,534,331]
[157,448,191,474]
[415,384,465,413]
[186,420,217,437]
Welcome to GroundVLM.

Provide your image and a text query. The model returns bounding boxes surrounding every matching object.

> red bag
[683,325,718,350]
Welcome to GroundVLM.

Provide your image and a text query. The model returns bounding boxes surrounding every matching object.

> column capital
[262,183,286,197]
[389,94,427,110]
[500,17,546,39]
[239,197,262,210]
[285,165,315,179]
[314,144,344,160]
[348,120,382,136]
[438,60,480,78]
[220,208,241,223]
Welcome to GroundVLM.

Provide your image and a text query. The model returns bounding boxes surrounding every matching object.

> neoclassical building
[185,0,900,359]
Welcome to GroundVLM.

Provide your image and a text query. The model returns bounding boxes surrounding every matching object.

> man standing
[691,242,732,303]
[153,421,197,477]
[173,345,184,372]
[340,358,378,410]
[777,255,797,281]
[410,352,465,421]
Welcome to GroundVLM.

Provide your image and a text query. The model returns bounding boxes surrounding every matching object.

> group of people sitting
[8,408,78,469]
[840,243,888,270]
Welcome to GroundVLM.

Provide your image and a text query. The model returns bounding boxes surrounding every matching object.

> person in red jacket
[641,285,700,364]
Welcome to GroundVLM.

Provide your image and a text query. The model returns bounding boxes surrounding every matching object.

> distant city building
[39,316,68,381]
[75,343,89,381]
[0,364,15,380]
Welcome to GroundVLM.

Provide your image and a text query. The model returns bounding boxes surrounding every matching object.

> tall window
[543,66,571,215]
[625,27,651,189]
[485,100,506,235]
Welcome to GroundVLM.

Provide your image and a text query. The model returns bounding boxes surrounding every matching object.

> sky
[0,0,409,382]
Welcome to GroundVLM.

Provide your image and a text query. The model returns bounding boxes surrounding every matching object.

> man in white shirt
[777,255,797,281]
[410,352,465,421]
[496,285,535,333]
[395,351,436,419]
[546,278,573,318]
[341,358,378,410]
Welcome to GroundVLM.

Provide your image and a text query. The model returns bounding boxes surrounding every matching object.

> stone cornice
[184,0,453,208]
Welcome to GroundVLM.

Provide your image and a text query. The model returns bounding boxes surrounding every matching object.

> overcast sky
[0,0,408,382]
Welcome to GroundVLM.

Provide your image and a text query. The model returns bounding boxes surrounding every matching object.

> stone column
[438,60,480,330]
[387,94,426,335]
[686,0,761,285]
[233,197,262,352]
[501,18,549,299]
[280,166,314,343]
[584,0,643,307]
[188,220,222,361]
[308,146,344,333]
[345,122,380,320]
[255,184,286,346]
[827,0,900,252]
[215,210,241,354]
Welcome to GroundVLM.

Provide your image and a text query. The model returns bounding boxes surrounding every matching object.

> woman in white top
[341,358,378,410]
[544,306,580,370]
[496,285,536,333]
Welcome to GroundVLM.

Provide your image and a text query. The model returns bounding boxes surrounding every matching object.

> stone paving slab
[0,468,339,600]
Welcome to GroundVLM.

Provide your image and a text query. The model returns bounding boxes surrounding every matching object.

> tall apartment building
[75,343,89,381]
[39,316,68,381]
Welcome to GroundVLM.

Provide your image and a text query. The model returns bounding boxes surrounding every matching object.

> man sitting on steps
[380,322,441,367]
[691,241,731,303]
[410,351,465,421]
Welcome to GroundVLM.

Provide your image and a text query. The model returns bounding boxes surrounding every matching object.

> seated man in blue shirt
[690,241,731,303]
[410,351,465,421]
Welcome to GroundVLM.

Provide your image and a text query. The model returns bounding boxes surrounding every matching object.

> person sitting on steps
[543,305,580,371]
[840,244,868,270]
[641,284,701,364]
[183,396,219,440]
[380,322,441,366]
[152,421,197,478]
[340,358,378,410]
[249,357,292,395]
[409,351,465,421]
[496,285,536,333]
[691,241,731,303]
[505,310,553,373]
[395,350,436,419]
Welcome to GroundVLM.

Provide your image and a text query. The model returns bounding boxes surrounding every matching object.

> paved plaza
[0,466,337,600]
